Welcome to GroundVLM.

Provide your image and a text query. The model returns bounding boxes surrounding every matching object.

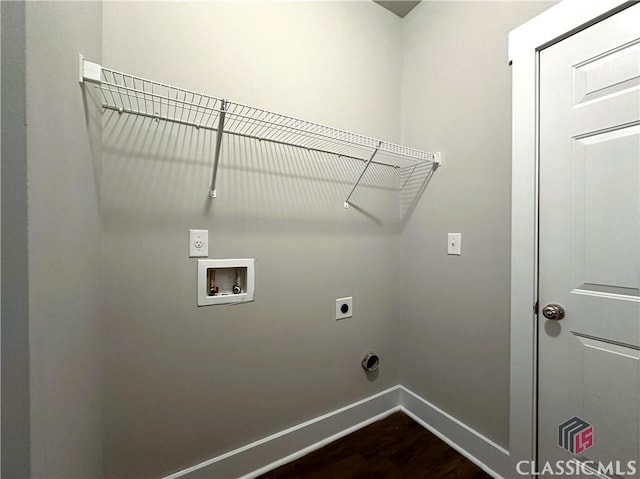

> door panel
[573,335,640,467]
[576,126,639,292]
[539,3,640,477]
[573,41,640,107]
[571,37,640,135]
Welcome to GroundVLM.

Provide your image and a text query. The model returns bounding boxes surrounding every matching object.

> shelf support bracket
[344,142,381,209]
[209,100,228,198]
[434,152,442,168]
[78,54,102,85]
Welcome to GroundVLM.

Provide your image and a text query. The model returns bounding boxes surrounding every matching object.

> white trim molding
[163,386,512,479]
[399,387,510,479]
[508,0,634,476]
[163,386,401,479]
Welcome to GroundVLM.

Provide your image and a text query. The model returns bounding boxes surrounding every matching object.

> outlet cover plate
[336,297,353,320]
[189,229,209,257]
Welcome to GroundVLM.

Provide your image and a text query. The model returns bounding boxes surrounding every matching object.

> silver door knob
[542,303,565,320]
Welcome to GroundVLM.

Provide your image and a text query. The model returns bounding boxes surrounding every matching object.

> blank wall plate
[448,233,461,255]
[336,297,353,320]
[189,230,209,257]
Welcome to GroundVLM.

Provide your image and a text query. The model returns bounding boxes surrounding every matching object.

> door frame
[508,0,636,474]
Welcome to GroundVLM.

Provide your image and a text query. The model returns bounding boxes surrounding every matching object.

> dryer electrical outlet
[336,297,353,320]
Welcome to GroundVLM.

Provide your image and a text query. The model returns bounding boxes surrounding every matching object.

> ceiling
[373,1,421,18]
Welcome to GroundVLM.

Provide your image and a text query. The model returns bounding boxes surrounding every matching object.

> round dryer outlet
[336,297,353,320]
[361,352,380,372]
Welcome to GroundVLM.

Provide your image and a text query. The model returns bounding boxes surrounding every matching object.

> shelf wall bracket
[434,152,442,168]
[343,141,381,209]
[78,54,102,85]
[209,99,228,198]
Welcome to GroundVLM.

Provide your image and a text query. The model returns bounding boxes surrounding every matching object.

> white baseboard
[399,386,510,479]
[163,385,511,479]
[163,386,401,479]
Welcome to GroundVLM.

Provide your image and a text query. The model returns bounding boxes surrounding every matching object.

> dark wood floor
[258,412,492,479]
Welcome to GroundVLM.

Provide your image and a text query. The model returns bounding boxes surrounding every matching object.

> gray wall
[101,3,402,477]
[398,1,555,448]
[24,2,104,477]
[1,2,561,476]
[2,2,30,476]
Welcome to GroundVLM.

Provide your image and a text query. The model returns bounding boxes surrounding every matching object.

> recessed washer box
[197,259,255,306]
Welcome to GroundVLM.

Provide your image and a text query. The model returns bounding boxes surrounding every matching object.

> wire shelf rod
[101,94,433,166]
[401,164,419,190]
[99,83,221,119]
[99,81,221,109]
[102,104,409,170]
[344,142,381,209]
[209,108,433,163]
[100,78,434,162]
[101,66,219,106]
[209,99,227,198]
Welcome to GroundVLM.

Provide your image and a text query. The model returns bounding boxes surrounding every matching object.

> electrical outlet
[189,230,209,257]
[447,233,461,255]
[336,297,353,320]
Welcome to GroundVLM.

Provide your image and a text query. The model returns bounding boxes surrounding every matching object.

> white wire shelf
[79,55,440,205]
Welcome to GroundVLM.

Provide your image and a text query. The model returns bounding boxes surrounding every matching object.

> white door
[539,3,640,478]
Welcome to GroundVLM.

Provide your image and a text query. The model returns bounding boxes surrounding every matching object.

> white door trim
[508,0,635,475]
